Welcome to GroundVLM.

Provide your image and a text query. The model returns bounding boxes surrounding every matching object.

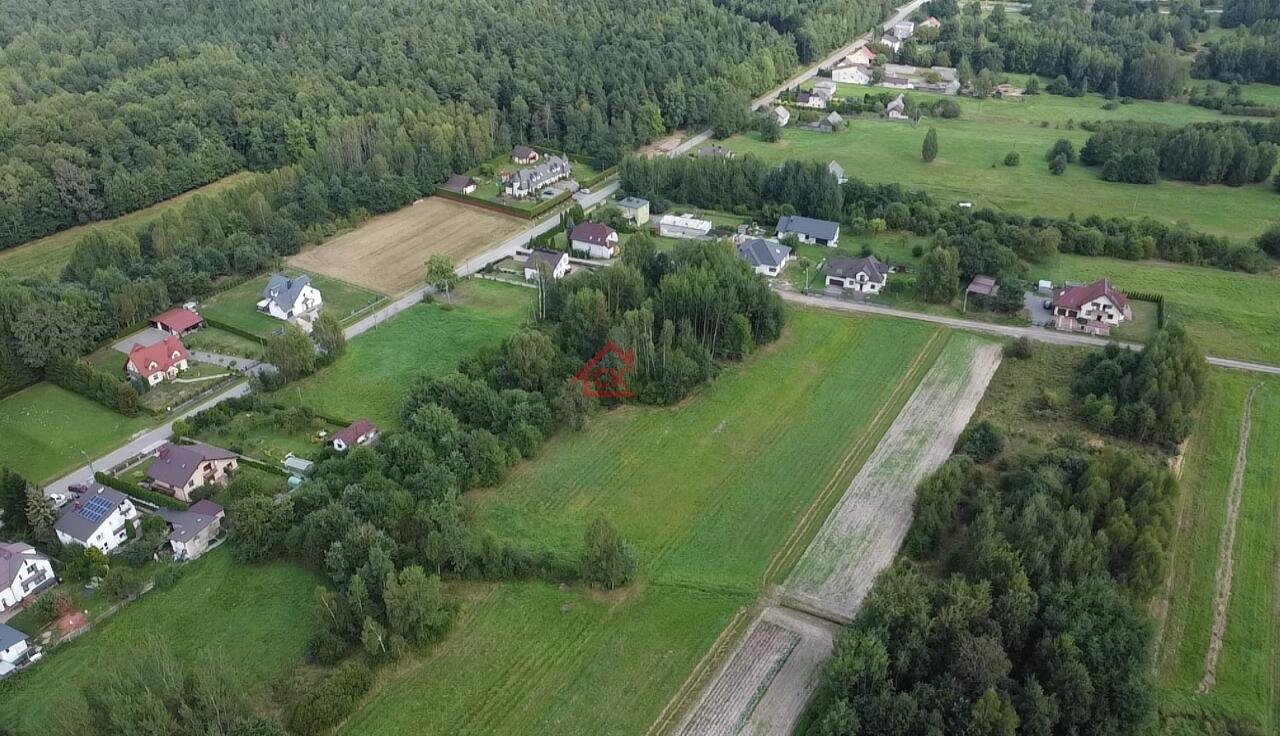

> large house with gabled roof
[54,485,139,554]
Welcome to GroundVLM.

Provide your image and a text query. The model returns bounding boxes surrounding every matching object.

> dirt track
[287,197,524,295]
[1197,383,1261,694]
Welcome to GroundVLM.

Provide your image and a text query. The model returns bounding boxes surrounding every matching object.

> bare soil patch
[1197,382,1261,694]
[287,197,524,295]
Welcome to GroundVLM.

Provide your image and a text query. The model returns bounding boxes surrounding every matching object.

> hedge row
[236,455,291,477]
[93,471,187,511]
[1122,290,1166,328]
[45,356,143,417]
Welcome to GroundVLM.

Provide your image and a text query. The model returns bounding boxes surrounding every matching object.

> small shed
[963,275,999,312]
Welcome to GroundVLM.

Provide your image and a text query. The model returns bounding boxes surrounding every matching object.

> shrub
[955,419,1004,462]
[580,516,637,589]
[911,244,924,257]
[283,661,373,736]
[1003,151,1020,166]
[1003,337,1033,359]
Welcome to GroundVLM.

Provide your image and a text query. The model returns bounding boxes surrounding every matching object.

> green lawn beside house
[199,271,384,338]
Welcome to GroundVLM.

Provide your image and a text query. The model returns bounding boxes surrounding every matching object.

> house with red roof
[569,222,619,259]
[330,419,379,452]
[126,335,190,385]
[150,307,204,336]
[1050,278,1133,335]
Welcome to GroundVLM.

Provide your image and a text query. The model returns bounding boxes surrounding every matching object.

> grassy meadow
[0,549,319,736]
[338,309,952,735]
[732,81,1278,240]
[0,383,152,483]
[279,279,532,428]
[1155,371,1280,732]
[199,271,385,338]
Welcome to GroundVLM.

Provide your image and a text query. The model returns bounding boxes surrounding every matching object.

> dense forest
[1079,120,1280,185]
[0,0,890,249]
[928,0,1204,100]
[1193,19,1280,85]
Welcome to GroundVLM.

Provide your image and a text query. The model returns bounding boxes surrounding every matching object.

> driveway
[112,327,170,353]
[1024,292,1054,326]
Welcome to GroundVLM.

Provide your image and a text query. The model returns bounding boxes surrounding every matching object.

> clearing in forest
[666,332,1001,736]
[338,310,948,736]
[287,197,525,295]
[1155,371,1280,733]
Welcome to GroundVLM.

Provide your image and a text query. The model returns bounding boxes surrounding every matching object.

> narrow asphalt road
[778,289,1280,376]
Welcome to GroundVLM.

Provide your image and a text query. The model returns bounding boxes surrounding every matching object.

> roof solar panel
[79,496,113,523]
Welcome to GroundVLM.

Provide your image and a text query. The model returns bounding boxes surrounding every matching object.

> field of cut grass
[0,548,318,736]
[337,309,950,736]
[199,271,384,338]
[1155,371,1280,732]
[0,383,152,483]
[279,279,531,428]
[729,84,1278,240]
[0,172,257,280]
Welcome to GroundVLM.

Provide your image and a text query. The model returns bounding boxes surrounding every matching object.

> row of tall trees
[1080,121,1280,186]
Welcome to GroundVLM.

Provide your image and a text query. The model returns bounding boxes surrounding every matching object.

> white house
[618,196,650,225]
[125,335,190,386]
[657,213,713,239]
[847,47,877,66]
[832,61,873,85]
[0,543,55,614]
[504,156,571,198]
[736,238,793,277]
[880,33,903,52]
[777,214,840,247]
[886,94,909,120]
[54,485,139,554]
[442,174,477,194]
[773,106,791,127]
[569,222,620,259]
[827,255,889,293]
[1050,279,1133,335]
[156,500,225,561]
[812,80,837,102]
[259,274,323,321]
[828,161,847,184]
[331,419,379,452]
[794,91,827,109]
[893,21,916,40]
[524,249,571,280]
[0,624,32,677]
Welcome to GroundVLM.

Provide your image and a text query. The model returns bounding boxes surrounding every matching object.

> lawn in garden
[199,271,385,338]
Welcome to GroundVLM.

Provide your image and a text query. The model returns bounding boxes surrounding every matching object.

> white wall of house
[172,518,223,561]
[0,637,29,665]
[0,558,55,611]
[1057,297,1126,325]
[524,257,570,281]
[570,239,617,259]
[56,502,139,554]
[265,285,323,320]
[829,273,885,293]
[832,66,871,85]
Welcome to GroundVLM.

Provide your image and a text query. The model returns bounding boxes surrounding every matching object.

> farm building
[149,307,203,336]
[442,174,477,194]
[524,249,571,280]
[964,275,999,311]
[511,145,540,164]
[147,441,238,503]
[54,484,139,554]
[883,75,912,90]
[126,335,190,385]
[827,255,888,293]
[283,454,314,476]
[777,215,840,246]
[569,222,619,259]
[828,161,847,184]
[812,80,837,101]
[886,94,908,120]
[736,238,792,277]
[880,33,902,52]
[893,20,915,39]
[0,543,55,614]
[156,500,225,561]
[332,419,379,452]
[259,273,323,320]
[1050,278,1132,335]
[772,106,791,127]
[504,156,571,198]
[658,213,713,239]
[617,196,650,225]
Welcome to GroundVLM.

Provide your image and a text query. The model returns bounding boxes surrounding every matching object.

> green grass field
[183,326,266,361]
[0,548,319,736]
[733,83,1278,240]
[1155,371,1280,732]
[0,383,151,483]
[199,271,385,338]
[338,309,951,735]
[279,279,532,428]
[0,172,257,280]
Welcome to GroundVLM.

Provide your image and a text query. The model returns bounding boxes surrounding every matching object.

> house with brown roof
[827,255,889,293]
[569,222,619,259]
[442,174,477,194]
[512,145,540,164]
[147,441,238,502]
[126,335,190,386]
[524,249,570,281]
[0,543,55,614]
[156,500,225,561]
[1050,278,1132,335]
[150,307,204,336]
[331,420,379,452]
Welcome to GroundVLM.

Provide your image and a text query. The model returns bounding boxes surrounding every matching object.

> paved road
[779,289,1280,376]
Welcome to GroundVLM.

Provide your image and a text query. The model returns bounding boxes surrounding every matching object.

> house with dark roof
[150,307,204,336]
[512,145,541,164]
[442,174,477,194]
[147,441,238,503]
[504,156,571,198]
[569,222,619,259]
[827,255,889,293]
[880,33,903,52]
[617,196,650,225]
[0,623,33,677]
[259,274,323,321]
[157,500,225,561]
[777,215,840,247]
[886,94,908,120]
[126,335,190,386]
[54,485,139,554]
[0,543,55,614]
[795,90,827,109]
[331,419,379,452]
[524,249,570,281]
[737,238,793,277]
[1050,278,1132,335]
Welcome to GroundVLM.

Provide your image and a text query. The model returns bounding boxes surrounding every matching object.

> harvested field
[287,197,525,295]
[783,333,1002,622]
